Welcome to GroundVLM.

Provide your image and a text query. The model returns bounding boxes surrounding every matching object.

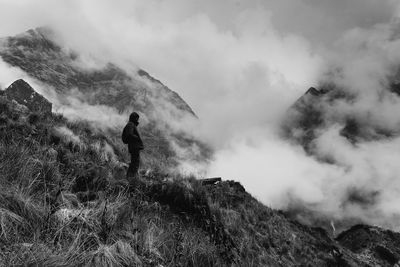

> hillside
[1,80,400,266]
[0,27,210,170]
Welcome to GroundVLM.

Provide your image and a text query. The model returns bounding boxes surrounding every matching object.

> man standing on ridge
[122,112,144,181]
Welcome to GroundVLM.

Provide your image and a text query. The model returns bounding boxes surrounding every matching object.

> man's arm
[135,128,144,149]
[127,123,143,149]
[126,123,138,141]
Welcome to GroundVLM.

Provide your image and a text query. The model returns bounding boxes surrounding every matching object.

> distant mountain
[0,27,210,168]
[281,76,400,241]
[282,80,400,151]
[0,27,195,117]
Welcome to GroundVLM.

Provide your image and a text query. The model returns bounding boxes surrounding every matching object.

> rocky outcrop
[336,224,400,266]
[2,79,52,114]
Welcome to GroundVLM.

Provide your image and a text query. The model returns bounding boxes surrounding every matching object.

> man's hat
[129,112,140,123]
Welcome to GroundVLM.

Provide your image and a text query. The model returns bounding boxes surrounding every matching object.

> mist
[2,0,400,229]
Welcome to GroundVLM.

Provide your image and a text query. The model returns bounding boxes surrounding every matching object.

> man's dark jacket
[124,122,144,153]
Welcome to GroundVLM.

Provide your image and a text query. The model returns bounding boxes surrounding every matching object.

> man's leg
[132,150,140,177]
[127,151,140,179]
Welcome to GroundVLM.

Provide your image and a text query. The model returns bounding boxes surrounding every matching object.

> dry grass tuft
[89,241,142,267]
[0,207,26,239]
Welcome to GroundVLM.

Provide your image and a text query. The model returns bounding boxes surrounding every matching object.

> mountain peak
[5,26,60,53]
[9,78,31,88]
[3,79,52,114]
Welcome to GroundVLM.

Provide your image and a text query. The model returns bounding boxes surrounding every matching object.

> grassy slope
[0,95,392,266]
[0,96,221,266]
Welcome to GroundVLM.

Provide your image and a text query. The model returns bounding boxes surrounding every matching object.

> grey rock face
[336,224,400,266]
[3,79,52,114]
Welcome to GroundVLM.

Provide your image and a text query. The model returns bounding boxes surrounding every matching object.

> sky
[2,0,400,229]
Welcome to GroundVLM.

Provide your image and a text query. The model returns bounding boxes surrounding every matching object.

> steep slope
[0,27,194,116]
[1,81,400,266]
[0,27,209,169]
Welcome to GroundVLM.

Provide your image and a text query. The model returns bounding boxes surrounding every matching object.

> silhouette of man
[122,112,144,180]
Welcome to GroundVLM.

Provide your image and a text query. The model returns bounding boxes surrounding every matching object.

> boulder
[3,79,52,114]
[336,224,400,266]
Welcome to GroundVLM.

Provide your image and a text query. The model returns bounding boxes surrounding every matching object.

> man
[122,112,144,180]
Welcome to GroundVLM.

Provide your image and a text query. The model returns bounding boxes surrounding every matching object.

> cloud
[2,0,400,229]
[0,58,28,89]
[0,0,323,142]
[1,0,394,143]
[312,126,400,229]
[208,131,341,208]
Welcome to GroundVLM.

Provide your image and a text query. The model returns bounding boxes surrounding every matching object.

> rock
[337,224,400,266]
[112,161,129,180]
[375,245,399,265]
[10,99,29,114]
[45,147,58,161]
[3,79,52,114]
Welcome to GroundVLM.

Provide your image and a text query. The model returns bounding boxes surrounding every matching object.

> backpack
[122,124,129,144]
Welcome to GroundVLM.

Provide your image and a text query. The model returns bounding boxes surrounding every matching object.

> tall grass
[2,96,335,266]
